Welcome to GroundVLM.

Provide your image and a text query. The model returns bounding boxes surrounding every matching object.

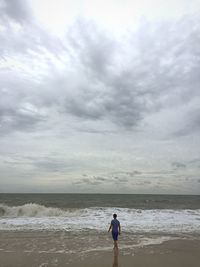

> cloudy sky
[0,0,200,194]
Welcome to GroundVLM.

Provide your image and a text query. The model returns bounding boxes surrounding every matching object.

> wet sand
[0,231,199,267]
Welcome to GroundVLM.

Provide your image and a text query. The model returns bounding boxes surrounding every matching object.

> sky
[0,0,200,194]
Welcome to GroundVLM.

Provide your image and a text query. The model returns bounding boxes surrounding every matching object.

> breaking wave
[0,203,66,217]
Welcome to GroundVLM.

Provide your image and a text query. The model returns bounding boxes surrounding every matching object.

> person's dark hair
[113,213,117,218]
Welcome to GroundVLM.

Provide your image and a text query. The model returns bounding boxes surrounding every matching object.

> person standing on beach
[108,214,121,249]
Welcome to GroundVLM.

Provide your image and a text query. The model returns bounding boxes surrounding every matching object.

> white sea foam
[81,236,177,253]
[0,203,200,233]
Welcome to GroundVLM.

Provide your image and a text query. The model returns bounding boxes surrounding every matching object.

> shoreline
[0,231,200,266]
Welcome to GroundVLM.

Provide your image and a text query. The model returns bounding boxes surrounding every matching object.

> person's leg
[112,232,119,249]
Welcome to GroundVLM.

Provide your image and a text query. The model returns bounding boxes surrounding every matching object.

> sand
[0,231,199,267]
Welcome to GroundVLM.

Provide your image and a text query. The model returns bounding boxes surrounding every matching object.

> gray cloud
[93,176,108,182]
[1,14,200,134]
[75,171,149,187]
[188,158,200,165]
[74,173,131,186]
[0,9,65,136]
[74,178,102,186]
[113,177,129,183]
[173,107,200,137]
[0,0,63,64]
[32,158,69,173]
[132,180,152,186]
[0,88,47,135]
[59,16,200,131]
[172,162,187,170]
[67,18,116,78]
[121,171,142,177]
[0,0,31,24]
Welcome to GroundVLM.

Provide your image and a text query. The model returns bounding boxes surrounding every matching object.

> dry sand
[0,231,199,267]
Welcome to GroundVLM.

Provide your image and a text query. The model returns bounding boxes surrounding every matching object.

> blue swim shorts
[112,231,118,241]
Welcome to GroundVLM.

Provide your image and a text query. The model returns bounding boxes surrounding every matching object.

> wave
[0,203,200,233]
[0,203,67,217]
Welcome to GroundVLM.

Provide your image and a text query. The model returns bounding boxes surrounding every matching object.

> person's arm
[108,223,112,232]
[118,222,121,235]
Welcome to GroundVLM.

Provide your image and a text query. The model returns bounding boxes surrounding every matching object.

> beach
[0,231,200,267]
[0,194,200,266]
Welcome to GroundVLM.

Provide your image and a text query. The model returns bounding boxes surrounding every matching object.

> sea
[0,194,200,234]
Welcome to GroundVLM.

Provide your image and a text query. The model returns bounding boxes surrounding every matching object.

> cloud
[114,177,129,183]
[0,0,31,24]
[67,18,117,78]
[59,15,200,131]
[0,11,65,135]
[132,180,152,186]
[75,171,146,187]
[0,90,46,135]
[0,1,200,194]
[93,176,108,182]
[188,158,200,165]
[1,13,200,134]
[171,162,186,170]
[74,177,102,186]
[32,158,69,173]
[74,173,128,186]
[122,171,142,177]
[173,106,200,137]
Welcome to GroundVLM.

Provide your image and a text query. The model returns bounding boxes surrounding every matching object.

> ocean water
[0,194,200,234]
